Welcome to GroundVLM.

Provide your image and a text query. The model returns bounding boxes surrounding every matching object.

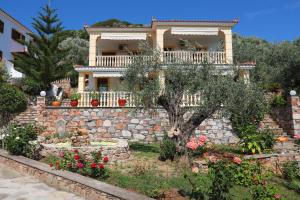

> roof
[0,8,33,34]
[85,18,239,32]
[152,19,239,27]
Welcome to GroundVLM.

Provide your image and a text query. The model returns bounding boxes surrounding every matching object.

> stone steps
[259,114,284,135]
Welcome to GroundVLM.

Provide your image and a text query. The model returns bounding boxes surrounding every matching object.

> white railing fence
[95,51,226,67]
[163,51,226,64]
[77,92,202,108]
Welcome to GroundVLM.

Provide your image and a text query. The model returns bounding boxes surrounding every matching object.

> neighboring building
[0,8,32,79]
[75,18,254,107]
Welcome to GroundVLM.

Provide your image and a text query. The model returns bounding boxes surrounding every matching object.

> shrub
[21,77,43,96]
[265,82,282,92]
[238,125,276,154]
[0,84,27,125]
[282,161,299,181]
[232,160,261,186]
[208,160,235,200]
[4,124,39,158]
[159,133,177,161]
[49,149,108,179]
[271,95,287,108]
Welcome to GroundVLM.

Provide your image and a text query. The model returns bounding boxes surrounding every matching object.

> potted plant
[70,93,81,107]
[118,98,127,107]
[51,97,61,107]
[89,92,99,107]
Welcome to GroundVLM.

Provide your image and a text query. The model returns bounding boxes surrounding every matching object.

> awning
[171,27,219,35]
[101,33,147,40]
[93,72,123,78]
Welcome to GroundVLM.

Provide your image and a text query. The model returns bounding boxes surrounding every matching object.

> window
[0,20,3,33]
[0,50,2,61]
[11,29,25,43]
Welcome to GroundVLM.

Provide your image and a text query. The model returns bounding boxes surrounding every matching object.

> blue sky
[1,0,300,42]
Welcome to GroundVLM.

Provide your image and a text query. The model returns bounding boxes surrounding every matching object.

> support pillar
[89,34,99,66]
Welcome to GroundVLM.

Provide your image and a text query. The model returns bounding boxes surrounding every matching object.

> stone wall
[36,97,238,144]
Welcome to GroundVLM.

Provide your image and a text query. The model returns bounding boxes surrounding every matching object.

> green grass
[129,142,160,159]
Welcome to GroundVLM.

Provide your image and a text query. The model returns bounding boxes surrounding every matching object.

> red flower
[90,163,97,169]
[49,163,53,167]
[233,156,242,165]
[74,154,80,160]
[98,163,104,169]
[103,156,109,163]
[77,162,84,168]
[74,149,79,153]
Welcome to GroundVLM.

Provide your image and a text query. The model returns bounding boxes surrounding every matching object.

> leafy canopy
[13,5,72,89]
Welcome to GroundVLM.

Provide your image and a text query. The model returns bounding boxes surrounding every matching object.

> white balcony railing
[95,51,226,67]
[163,51,226,64]
[77,91,202,107]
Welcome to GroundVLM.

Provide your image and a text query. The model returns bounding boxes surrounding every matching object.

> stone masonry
[35,97,238,144]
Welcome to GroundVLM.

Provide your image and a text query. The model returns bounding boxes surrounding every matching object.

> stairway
[259,114,284,134]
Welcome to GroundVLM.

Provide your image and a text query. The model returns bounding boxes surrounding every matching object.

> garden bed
[40,138,131,162]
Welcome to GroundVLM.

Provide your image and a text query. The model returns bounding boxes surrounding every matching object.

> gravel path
[0,164,84,200]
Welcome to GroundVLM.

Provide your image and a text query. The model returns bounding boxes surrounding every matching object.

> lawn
[103,142,300,199]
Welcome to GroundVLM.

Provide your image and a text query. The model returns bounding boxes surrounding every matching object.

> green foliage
[0,60,9,82]
[159,133,177,161]
[13,5,72,90]
[282,161,299,181]
[70,92,82,100]
[238,125,276,154]
[232,160,261,186]
[288,179,300,194]
[4,124,38,158]
[250,174,281,200]
[208,161,235,200]
[226,82,267,131]
[89,91,100,99]
[92,18,144,28]
[265,83,282,92]
[21,77,43,95]
[0,84,27,126]
[272,95,287,108]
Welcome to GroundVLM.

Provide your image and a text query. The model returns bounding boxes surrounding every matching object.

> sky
[1,0,300,42]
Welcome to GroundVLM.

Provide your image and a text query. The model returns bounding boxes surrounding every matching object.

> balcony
[77,91,202,107]
[95,51,226,67]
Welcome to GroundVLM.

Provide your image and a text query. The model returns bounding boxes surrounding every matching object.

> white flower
[15,136,20,140]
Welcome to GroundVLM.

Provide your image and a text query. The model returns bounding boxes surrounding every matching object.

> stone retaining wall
[36,97,239,144]
[0,150,153,200]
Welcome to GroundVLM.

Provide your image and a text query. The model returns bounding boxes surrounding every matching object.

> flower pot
[52,101,61,107]
[70,100,79,107]
[118,99,127,107]
[91,99,99,107]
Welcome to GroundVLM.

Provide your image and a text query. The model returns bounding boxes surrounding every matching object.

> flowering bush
[186,135,207,156]
[49,149,108,179]
[294,134,300,145]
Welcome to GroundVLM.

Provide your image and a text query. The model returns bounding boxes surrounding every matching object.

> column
[155,29,167,61]
[158,70,165,92]
[239,70,250,84]
[89,34,99,66]
[221,29,233,64]
[78,73,85,92]
[88,73,95,91]
[288,94,300,136]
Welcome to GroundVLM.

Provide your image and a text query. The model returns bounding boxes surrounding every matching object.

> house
[75,18,254,107]
[0,8,32,79]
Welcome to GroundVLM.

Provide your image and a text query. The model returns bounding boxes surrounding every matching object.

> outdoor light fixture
[40,91,46,97]
[290,90,297,96]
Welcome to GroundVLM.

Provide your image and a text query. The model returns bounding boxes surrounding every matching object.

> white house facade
[0,8,32,79]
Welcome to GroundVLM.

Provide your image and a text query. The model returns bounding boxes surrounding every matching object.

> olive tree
[124,43,266,145]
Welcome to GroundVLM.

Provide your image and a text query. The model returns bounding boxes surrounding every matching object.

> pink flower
[58,151,64,158]
[294,134,300,140]
[233,157,242,165]
[186,141,198,150]
[198,141,205,147]
[73,149,79,153]
[274,194,281,199]
[77,162,84,168]
[209,156,217,163]
[199,135,207,143]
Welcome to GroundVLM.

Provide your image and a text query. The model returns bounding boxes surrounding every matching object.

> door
[97,78,109,92]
